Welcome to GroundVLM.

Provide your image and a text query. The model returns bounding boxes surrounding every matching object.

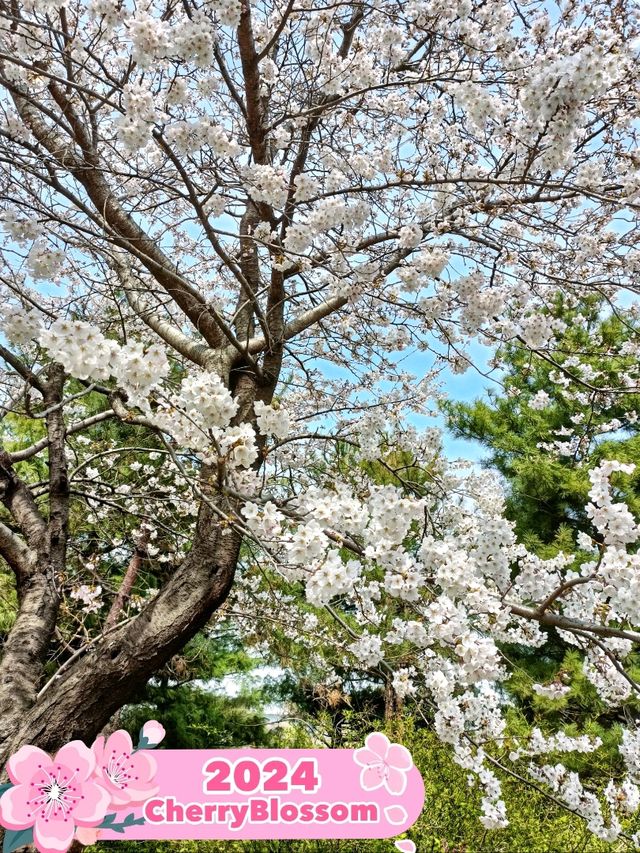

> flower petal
[384,766,408,796]
[103,787,130,808]
[54,742,95,783]
[386,744,413,771]
[384,805,408,825]
[90,737,105,769]
[359,763,386,791]
[73,781,111,825]
[353,746,383,768]
[7,746,52,786]
[395,841,416,853]
[141,721,165,746]
[104,730,133,760]
[120,782,159,807]
[130,750,157,783]
[363,732,390,759]
[33,815,75,853]
[0,783,35,830]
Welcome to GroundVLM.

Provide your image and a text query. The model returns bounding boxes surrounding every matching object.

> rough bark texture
[0,367,67,756]
[104,528,150,631]
[0,366,268,772]
[0,510,242,763]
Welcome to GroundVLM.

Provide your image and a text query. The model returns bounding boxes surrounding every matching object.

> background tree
[119,630,272,750]
[444,299,640,788]
[444,299,640,551]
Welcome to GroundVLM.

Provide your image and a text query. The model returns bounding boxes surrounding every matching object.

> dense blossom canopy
[0,0,640,842]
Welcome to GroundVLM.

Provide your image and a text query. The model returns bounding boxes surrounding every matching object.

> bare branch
[0,520,34,584]
[0,344,46,396]
[119,271,212,368]
[9,409,116,463]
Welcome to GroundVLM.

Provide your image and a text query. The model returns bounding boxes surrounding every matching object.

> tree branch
[0,521,34,585]
[2,69,224,349]
[120,272,211,368]
[103,528,150,631]
[9,409,116,463]
[509,603,640,644]
[0,344,46,396]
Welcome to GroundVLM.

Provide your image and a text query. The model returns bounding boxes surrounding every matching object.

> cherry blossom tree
[1,0,640,840]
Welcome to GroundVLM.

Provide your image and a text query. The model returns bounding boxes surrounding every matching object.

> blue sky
[403,341,495,463]
[307,336,496,465]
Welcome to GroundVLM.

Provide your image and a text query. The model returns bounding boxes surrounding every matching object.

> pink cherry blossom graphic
[395,840,417,853]
[140,720,165,747]
[91,729,159,808]
[0,741,111,853]
[354,732,413,796]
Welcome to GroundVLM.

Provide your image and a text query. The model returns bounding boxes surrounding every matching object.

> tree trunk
[0,521,242,765]
[384,679,404,732]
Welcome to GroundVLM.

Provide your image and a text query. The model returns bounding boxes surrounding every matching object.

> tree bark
[104,528,150,631]
[0,517,242,764]
[0,367,67,756]
[384,679,403,726]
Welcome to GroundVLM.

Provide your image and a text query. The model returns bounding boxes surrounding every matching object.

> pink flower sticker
[92,730,159,808]
[395,841,416,853]
[140,721,165,747]
[0,742,110,853]
[354,732,413,796]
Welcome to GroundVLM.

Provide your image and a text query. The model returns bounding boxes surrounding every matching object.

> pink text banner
[0,726,423,850]
[108,742,425,841]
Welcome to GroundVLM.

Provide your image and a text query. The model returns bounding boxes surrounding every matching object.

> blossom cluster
[233,450,640,839]
[36,318,169,405]
[254,400,291,440]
